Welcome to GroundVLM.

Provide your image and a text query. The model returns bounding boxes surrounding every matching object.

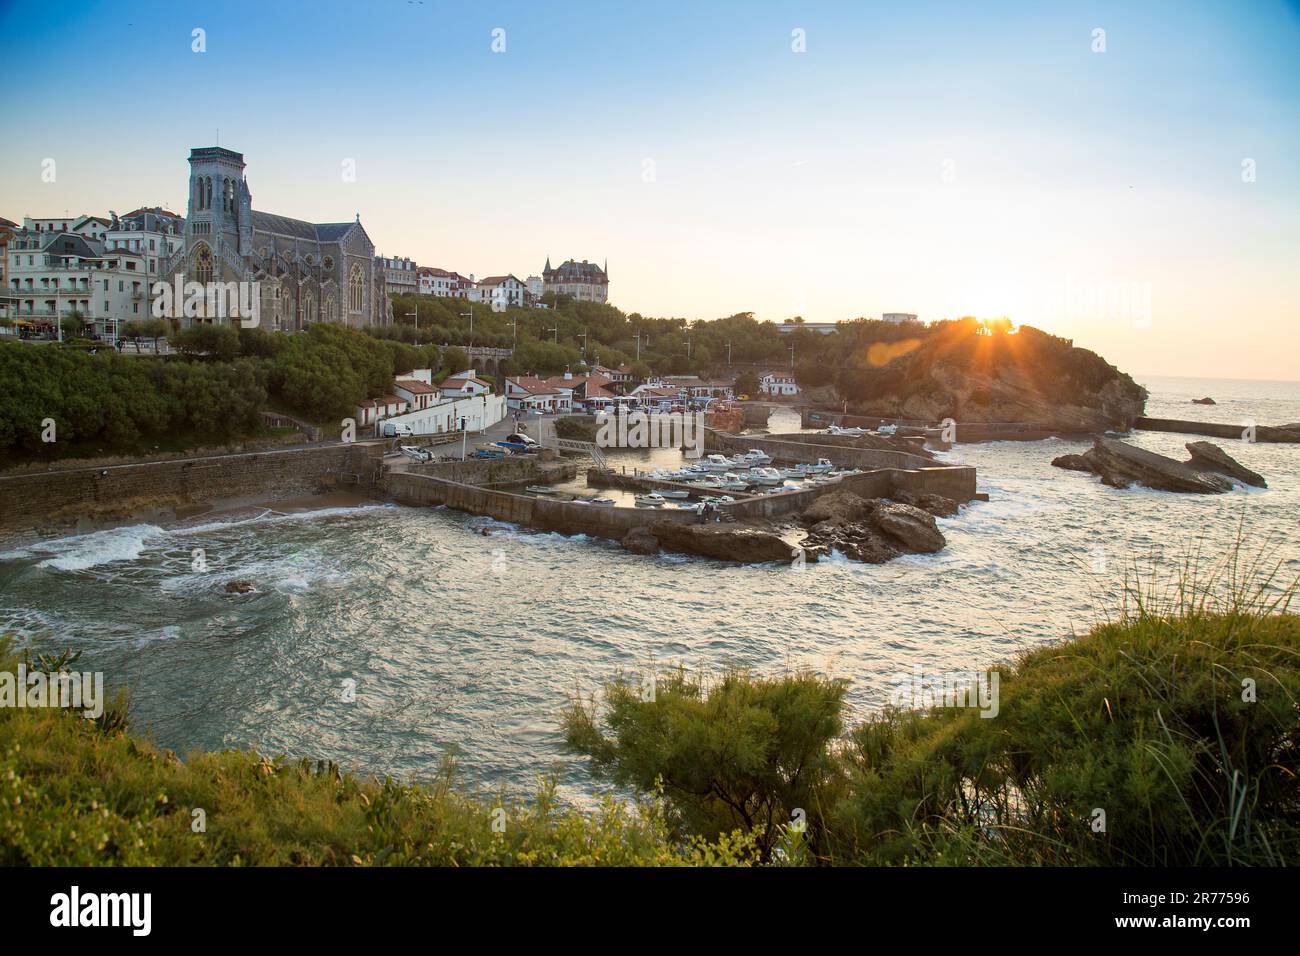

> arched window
[325,294,335,323]
[303,293,313,324]
[204,177,212,210]
[349,263,364,313]
[193,245,213,285]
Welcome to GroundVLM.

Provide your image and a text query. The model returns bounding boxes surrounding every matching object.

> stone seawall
[705,429,944,472]
[386,472,700,538]
[0,443,384,543]
[1135,417,1300,444]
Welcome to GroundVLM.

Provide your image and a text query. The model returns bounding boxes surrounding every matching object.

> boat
[525,485,559,495]
[827,424,869,436]
[573,497,615,506]
[689,476,725,489]
[399,445,431,463]
[875,424,898,435]
[698,454,736,472]
[748,467,785,486]
[736,449,773,466]
[699,495,736,505]
[634,493,666,507]
[657,489,691,499]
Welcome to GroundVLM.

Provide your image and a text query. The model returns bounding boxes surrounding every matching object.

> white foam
[24,524,166,571]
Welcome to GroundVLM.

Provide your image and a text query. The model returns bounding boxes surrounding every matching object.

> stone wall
[706,429,940,471]
[0,443,383,543]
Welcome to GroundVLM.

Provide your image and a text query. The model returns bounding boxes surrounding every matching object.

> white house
[355,394,410,426]
[380,393,507,436]
[760,372,799,396]
[505,376,566,413]
[418,267,469,298]
[440,371,493,399]
[394,378,441,411]
[470,274,526,308]
[882,312,918,324]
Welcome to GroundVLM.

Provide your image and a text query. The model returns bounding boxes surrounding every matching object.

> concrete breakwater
[1134,417,1300,443]
[0,443,385,544]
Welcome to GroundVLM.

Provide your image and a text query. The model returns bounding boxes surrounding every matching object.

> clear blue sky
[2,0,1297,378]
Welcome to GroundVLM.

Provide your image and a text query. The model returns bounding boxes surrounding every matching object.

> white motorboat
[720,472,750,490]
[634,493,666,507]
[736,448,773,466]
[749,467,785,486]
[525,485,559,494]
[690,475,726,489]
[699,454,736,472]
[573,497,615,506]
[399,445,431,463]
[699,495,736,505]
[657,489,691,499]
[827,424,869,436]
[876,424,898,435]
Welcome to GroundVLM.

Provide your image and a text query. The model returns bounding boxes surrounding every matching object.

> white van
[382,422,414,437]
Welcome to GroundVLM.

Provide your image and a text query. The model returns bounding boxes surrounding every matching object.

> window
[349,263,364,312]
[194,245,213,285]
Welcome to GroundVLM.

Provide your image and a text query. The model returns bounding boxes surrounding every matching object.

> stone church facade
[161,147,391,330]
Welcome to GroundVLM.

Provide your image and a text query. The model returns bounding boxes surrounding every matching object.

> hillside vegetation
[5,559,1293,866]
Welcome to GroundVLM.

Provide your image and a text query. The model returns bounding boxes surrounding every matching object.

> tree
[563,668,846,862]
[734,371,760,397]
[443,346,469,375]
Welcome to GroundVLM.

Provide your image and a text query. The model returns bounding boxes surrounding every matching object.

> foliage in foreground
[565,560,1299,866]
[0,640,755,866]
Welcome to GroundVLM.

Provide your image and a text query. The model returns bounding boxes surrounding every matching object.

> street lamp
[459,307,473,349]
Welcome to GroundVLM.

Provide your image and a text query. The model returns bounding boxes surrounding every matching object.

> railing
[548,437,609,470]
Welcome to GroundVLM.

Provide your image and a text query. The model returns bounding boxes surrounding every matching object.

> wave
[0,504,391,572]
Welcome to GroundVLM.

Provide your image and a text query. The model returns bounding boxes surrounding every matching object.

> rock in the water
[225,580,255,594]
[870,501,947,553]
[1059,438,1231,493]
[1051,453,1093,472]
[648,521,794,564]
[801,522,899,564]
[800,489,873,527]
[1192,396,1216,405]
[891,490,960,517]
[621,526,660,555]
[1184,441,1266,488]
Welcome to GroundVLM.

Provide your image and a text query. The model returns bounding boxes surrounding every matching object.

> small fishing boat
[719,473,749,490]
[748,467,785,486]
[526,485,559,495]
[698,454,736,472]
[634,493,666,507]
[573,496,615,506]
[875,424,898,435]
[657,489,691,499]
[399,445,431,463]
[737,448,773,466]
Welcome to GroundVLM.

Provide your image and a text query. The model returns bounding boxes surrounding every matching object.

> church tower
[184,147,252,281]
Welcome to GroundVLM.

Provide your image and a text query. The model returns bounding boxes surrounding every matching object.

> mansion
[542,257,609,303]
[166,146,391,330]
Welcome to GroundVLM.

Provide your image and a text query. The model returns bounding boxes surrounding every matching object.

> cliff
[834,320,1146,432]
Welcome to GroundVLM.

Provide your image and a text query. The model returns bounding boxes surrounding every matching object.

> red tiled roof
[395,379,438,394]
[509,376,561,395]
[443,376,491,389]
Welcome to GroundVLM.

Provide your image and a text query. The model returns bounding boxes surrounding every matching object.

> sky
[1,0,1297,380]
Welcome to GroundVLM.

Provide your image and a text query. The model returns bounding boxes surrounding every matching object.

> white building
[504,375,567,413]
[23,215,111,243]
[355,394,410,426]
[760,371,799,396]
[381,393,507,436]
[418,267,468,297]
[777,321,839,335]
[470,274,526,308]
[882,312,918,324]
[394,377,441,411]
[440,370,493,399]
[7,229,147,341]
[378,255,418,297]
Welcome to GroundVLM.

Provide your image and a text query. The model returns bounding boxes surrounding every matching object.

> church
[162,146,391,330]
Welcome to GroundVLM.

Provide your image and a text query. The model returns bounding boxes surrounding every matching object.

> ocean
[1,375,1297,804]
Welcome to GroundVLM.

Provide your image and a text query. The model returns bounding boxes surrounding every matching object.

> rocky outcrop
[620,526,660,555]
[1184,441,1266,488]
[890,490,960,517]
[631,521,795,564]
[798,492,947,563]
[224,580,255,593]
[1050,437,1266,493]
[1192,397,1216,405]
